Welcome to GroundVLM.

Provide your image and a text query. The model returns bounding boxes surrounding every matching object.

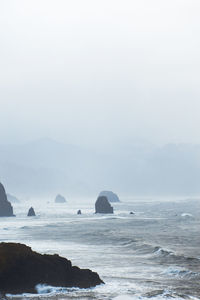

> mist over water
[0,138,200,198]
[0,1,200,299]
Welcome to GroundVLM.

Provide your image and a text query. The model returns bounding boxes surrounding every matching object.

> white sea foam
[181,213,193,217]
[114,290,200,300]
[163,266,200,279]
[35,284,68,294]
[153,246,173,257]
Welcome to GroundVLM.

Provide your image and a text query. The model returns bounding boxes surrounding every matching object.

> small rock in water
[27,207,36,217]
[130,211,134,215]
[77,210,82,215]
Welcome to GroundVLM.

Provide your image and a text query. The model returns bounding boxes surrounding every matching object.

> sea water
[1,197,200,300]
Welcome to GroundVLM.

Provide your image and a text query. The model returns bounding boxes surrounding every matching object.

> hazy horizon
[0,1,200,197]
[0,137,199,198]
[1,0,200,149]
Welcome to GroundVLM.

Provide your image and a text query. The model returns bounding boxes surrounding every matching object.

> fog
[0,1,200,196]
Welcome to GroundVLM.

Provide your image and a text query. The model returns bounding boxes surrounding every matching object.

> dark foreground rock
[77,209,81,215]
[95,196,113,214]
[55,194,66,203]
[0,183,15,217]
[27,207,36,216]
[0,243,103,294]
[99,191,120,202]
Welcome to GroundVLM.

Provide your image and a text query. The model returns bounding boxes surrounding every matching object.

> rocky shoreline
[0,243,103,295]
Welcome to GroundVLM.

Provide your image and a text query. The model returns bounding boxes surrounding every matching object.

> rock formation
[55,194,66,203]
[0,183,15,217]
[95,196,113,214]
[99,191,120,202]
[7,193,20,203]
[77,210,81,215]
[0,243,103,294]
[27,207,36,217]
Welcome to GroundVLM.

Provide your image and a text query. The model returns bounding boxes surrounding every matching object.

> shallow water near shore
[1,197,200,299]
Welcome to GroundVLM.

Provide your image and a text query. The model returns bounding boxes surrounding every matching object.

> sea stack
[55,194,66,203]
[99,191,120,202]
[27,207,36,217]
[0,182,15,217]
[95,196,114,214]
[0,242,103,294]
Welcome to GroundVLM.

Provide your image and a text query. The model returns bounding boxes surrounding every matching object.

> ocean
[1,197,200,300]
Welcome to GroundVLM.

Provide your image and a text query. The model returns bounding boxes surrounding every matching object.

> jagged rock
[95,196,113,214]
[7,193,20,203]
[99,191,120,202]
[55,194,66,203]
[27,207,36,217]
[0,183,15,217]
[77,210,81,215]
[0,242,103,294]
[130,211,134,215]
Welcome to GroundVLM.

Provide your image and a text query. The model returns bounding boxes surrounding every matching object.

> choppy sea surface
[1,196,200,300]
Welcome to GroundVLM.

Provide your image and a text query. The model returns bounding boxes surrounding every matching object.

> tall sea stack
[0,182,15,217]
[95,196,114,214]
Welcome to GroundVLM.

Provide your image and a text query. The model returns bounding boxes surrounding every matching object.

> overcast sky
[0,0,200,147]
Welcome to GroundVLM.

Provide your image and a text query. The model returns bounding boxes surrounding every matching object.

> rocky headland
[0,243,103,294]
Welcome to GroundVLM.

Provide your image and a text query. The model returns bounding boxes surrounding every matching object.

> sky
[0,0,200,147]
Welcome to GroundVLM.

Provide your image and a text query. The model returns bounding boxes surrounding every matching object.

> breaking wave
[163,266,200,279]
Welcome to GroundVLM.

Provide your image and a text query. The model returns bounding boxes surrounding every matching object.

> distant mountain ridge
[0,138,200,197]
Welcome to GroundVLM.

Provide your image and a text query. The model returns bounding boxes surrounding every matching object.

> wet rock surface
[0,243,103,294]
